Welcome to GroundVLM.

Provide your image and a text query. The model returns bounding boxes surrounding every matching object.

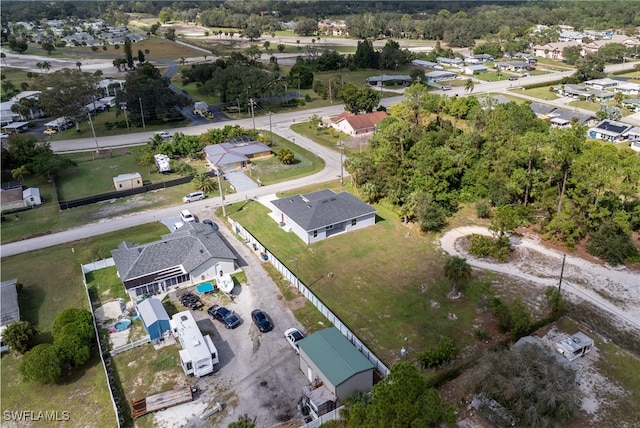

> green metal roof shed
[298,327,374,401]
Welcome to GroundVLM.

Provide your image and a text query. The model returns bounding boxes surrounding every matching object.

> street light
[337,141,344,186]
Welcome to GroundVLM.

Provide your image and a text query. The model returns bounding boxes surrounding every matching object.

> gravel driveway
[153,220,310,427]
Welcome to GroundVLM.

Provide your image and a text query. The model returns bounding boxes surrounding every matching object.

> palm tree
[443,256,472,295]
[11,165,31,184]
[0,52,7,67]
[76,61,82,71]
[191,173,216,193]
[464,78,475,93]
[41,61,51,72]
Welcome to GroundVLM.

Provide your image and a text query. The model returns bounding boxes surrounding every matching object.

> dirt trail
[439,226,640,331]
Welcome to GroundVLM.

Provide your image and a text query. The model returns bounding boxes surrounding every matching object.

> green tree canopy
[19,343,62,384]
[1,320,37,354]
[443,256,472,294]
[294,18,318,36]
[341,83,380,114]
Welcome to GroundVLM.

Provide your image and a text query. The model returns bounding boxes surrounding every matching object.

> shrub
[419,337,458,369]
[474,329,490,341]
[490,297,512,333]
[510,298,532,338]
[587,219,638,266]
[19,344,62,384]
[468,234,511,261]
[1,320,37,354]
[476,199,492,219]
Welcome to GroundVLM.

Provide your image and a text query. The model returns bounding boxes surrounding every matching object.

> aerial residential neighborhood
[1,1,640,428]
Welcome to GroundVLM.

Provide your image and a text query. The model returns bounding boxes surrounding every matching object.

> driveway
[152,223,309,427]
[224,170,260,193]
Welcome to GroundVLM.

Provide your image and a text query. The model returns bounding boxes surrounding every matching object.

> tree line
[345,84,640,264]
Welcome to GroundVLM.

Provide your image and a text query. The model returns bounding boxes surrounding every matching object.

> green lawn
[291,122,352,154]
[226,194,484,365]
[519,86,560,100]
[0,223,166,428]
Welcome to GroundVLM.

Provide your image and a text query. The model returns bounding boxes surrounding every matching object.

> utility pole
[236,98,241,119]
[337,141,344,186]
[268,111,273,145]
[215,165,226,217]
[122,105,129,131]
[250,98,255,130]
[87,113,99,153]
[328,80,332,103]
[138,98,146,130]
[558,254,566,293]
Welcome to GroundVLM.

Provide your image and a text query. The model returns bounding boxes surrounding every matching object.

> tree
[345,362,456,427]
[573,53,605,82]
[443,256,472,295]
[289,64,314,89]
[278,148,295,165]
[158,9,172,23]
[228,414,256,428]
[295,18,318,37]
[1,320,37,354]
[165,28,176,41]
[52,308,93,332]
[191,173,216,193]
[11,165,30,183]
[464,78,475,93]
[562,45,582,65]
[55,331,91,367]
[243,25,261,42]
[415,191,448,232]
[379,40,408,69]
[545,287,565,318]
[41,41,55,55]
[341,83,380,114]
[35,69,99,132]
[353,39,378,69]
[31,151,76,179]
[489,205,520,238]
[124,37,134,69]
[475,342,580,427]
[75,61,82,71]
[587,218,638,265]
[137,49,146,63]
[19,344,61,384]
[509,298,532,337]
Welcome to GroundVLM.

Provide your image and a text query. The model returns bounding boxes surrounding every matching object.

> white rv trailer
[170,311,219,377]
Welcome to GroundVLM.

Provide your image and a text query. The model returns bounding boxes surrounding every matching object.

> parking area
[149,221,310,427]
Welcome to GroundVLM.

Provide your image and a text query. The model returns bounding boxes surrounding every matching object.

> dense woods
[345,84,640,261]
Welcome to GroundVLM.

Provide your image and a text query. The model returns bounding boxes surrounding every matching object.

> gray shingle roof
[1,279,20,326]
[529,102,557,116]
[111,222,236,282]
[271,190,375,231]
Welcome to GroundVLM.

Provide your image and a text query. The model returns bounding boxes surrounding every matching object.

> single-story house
[529,102,558,118]
[588,120,634,142]
[436,57,464,68]
[136,297,171,341]
[203,136,272,172]
[425,70,457,82]
[2,122,29,134]
[622,98,640,111]
[298,327,374,417]
[411,59,439,69]
[111,222,237,298]
[623,126,640,141]
[0,183,42,211]
[326,111,388,136]
[464,64,488,75]
[477,95,510,110]
[496,61,530,72]
[558,30,584,42]
[584,78,619,90]
[270,189,376,244]
[616,84,640,96]
[582,35,640,56]
[0,278,20,353]
[365,74,412,86]
[556,332,594,361]
[548,108,598,127]
[464,53,494,64]
[113,172,143,191]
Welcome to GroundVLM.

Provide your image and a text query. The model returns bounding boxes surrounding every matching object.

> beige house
[532,41,581,60]
[113,172,143,191]
[326,111,388,136]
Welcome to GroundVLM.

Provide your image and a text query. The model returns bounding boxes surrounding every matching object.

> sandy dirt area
[439,226,640,333]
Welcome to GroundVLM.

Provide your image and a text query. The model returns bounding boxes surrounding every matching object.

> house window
[136,180,140,184]
[118,184,122,188]
[313,230,318,238]
[186,362,192,371]
[351,219,357,226]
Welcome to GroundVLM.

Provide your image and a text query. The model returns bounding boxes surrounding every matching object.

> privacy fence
[228,218,390,378]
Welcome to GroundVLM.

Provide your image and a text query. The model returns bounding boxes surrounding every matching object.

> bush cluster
[468,234,511,261]
[419,337,458,369]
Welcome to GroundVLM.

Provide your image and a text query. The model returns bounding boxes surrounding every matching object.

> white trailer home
[170,311,219,377]
[154,154,171,173]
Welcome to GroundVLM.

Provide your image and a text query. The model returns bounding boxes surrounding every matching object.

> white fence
[110,335,151,356]
[229,219,390,377]
[81,257,115,274]
[303,406,344,428]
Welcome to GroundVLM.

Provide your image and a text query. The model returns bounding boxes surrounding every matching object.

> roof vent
[200,249,204,254]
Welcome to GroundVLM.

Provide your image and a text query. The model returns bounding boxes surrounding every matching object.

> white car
[173,222,185,231]
[284,328,305,354]
[154,131,172,139]
[180,210,195,223]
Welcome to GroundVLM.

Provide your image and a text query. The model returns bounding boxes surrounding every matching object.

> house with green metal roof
[297,327,374,417]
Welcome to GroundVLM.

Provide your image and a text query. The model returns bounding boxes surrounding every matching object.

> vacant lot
[0,223,166,427]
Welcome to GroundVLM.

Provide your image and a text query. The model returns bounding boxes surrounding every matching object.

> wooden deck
[131,387,193,419]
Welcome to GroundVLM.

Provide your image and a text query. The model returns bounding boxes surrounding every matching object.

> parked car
[180,210,196,223]
[508,76,518,81]
[251,309,273,333]
[208,305,241,329]
[284,328,305,353]
[202,219,218,231]
[441,86,452,91]
[43,128,57,135]
[154,131,172,139]
[183,191,205,203]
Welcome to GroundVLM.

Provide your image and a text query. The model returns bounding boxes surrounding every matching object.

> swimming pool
[113,318,131,331]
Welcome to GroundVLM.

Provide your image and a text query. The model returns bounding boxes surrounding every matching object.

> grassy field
[225,191,486,364]
[0,223,166,427]
[291,122,352,154]
[520,86,561,100]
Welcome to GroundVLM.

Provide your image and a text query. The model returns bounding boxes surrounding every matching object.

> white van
[183,191,205,203]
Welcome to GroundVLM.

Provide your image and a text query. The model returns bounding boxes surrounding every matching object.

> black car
[208,304,241,329]
[202,219,218,231]
[251,309,274,333]
[508,76,518,81]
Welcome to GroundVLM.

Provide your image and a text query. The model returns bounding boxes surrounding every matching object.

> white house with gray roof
[111,222,236,298]
[270,189,376,244]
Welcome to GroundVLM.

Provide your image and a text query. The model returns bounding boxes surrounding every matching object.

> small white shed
[556,332,594,361]
[23,187,41,206]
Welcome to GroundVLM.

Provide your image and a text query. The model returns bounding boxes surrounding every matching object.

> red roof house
[326,111,388,136]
